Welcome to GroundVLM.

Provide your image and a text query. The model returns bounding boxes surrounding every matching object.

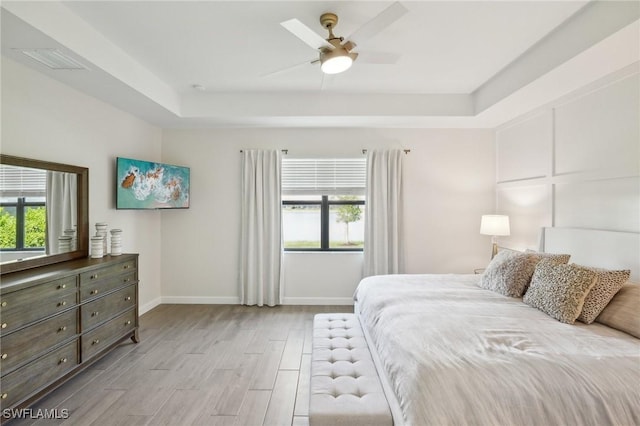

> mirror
[0,154,88,274]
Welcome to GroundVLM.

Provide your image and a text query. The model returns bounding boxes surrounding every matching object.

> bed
[352,228,640,426]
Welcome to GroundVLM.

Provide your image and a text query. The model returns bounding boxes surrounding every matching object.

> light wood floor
[13,304,353,426]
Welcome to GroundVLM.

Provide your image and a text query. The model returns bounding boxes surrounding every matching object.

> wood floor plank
[280,328,305,370]
[245,332,270,354]
[233,390,271,426]
[292,416,310,426]
[91,414,151,426]
[147,389,211,425]
[211,354,261,415]
[189,370,239,422]
[96,384,175,417]
[302,319,314,354]
[215,329,257,370]
[249,340,285,390]
[263,370,300,426]
[58,389,125,426]
[293,354,311,417]
[202,416,236,426]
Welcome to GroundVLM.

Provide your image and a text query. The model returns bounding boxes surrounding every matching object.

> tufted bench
[310,313,393,426]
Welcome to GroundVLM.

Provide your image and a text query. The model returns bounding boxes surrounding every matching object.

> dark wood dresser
[0,254,139,414]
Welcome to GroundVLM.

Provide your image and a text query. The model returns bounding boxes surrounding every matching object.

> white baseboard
[160,296,241,305]
[139,297,161,315]
[146,296,353,306]
[282,297,354,306]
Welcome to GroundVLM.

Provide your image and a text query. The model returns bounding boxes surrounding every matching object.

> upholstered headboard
[542,227,640,283]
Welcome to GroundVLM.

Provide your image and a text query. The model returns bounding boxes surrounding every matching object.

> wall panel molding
[495,67,639,249]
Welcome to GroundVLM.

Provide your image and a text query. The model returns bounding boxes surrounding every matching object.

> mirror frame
[0,154,89,274]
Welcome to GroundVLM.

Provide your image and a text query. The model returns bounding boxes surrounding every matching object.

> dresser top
[0,254,138,294]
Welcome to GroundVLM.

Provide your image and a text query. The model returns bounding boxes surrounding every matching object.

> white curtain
[240,150,283,306]
[363,149,404,277]
[46,171,77,254]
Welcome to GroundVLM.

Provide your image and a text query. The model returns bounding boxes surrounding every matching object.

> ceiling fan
[278,2,408,75]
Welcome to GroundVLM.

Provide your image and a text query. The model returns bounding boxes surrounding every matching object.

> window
[0,165,47,251]
[282,158,366,251]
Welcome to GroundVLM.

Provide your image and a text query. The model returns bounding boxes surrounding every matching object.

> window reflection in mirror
[0,164,78,263]
[0,155,88,274]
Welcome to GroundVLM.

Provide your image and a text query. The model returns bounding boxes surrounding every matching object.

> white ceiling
[1,1,639,128]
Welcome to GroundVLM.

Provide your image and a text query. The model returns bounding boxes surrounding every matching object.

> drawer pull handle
[125,296,131,301]
[58,326,67,332]
[124,265,130,269]
[58,284,67,289]
[91,289,99,295]
[59,357,67,364]
[125,320,132,325]
[91,274,99,280]
[124,278,131,283]
[1,323,6,329]
[58,301,67,307]
[92,311,99,317]
[92,339,100,345]
[1,353,7,360]
[1,301,7,307]
[1,393,7,399]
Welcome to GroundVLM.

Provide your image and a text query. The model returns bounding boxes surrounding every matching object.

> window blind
[282,158,366,196]
[0,164,46,197]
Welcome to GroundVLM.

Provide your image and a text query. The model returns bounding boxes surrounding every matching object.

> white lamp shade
[480,215,510,236]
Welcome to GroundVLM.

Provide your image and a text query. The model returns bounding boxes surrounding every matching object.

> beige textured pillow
[523,258,597,324]
[574,266,631,324]
[525,249,571,264]
[595,283,640,338]
[479,250,538,297]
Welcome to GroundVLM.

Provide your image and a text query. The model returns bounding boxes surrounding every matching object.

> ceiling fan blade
[347,2,408,45]
[355,51,400,64]
[261,58,318,77]
[280,19,334,51]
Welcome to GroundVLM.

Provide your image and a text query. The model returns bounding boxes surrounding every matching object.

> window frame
[283,195,365,252]
[0,196,47,251]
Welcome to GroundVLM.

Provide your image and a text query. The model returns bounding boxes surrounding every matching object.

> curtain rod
[362,149,411,154]
[240,149,288,154]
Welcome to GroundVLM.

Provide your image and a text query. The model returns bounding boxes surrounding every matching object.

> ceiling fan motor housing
[320,13,338,30]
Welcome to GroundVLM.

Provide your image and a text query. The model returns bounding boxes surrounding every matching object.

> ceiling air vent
[14,48,88,70]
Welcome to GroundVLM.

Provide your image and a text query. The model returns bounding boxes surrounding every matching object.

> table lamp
[480,215,510,259]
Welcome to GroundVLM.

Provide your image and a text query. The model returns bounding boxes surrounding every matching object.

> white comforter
[354,274,640,426]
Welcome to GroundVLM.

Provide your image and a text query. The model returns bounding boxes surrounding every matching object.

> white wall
[161,128,495,304]
[1,58,163,313]
[495,65,639,250]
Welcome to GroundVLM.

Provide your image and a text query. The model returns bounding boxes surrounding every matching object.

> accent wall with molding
[495,64,639,251]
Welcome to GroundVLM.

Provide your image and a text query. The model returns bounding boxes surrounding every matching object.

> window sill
[283,251,364,255]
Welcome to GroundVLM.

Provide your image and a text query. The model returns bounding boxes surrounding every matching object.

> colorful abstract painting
[116,157,190,209]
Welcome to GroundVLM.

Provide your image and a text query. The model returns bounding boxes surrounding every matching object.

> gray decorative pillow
[596,283,640,338]
[479,250,538,297]
[523,258,597,324]
[575,266,631,324]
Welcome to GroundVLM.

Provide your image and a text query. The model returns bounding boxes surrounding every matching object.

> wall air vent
[14,48,88,70]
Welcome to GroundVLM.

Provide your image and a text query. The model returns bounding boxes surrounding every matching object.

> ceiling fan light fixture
[321,55,353,74]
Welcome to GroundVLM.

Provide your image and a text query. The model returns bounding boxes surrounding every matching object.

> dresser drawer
[80,271,136,302]
[82,309,136,361]
[79,259,136,287]
[81,285,136,331]
[1,308,78,375]
[0,277,77,334]
[0,339,78,410]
